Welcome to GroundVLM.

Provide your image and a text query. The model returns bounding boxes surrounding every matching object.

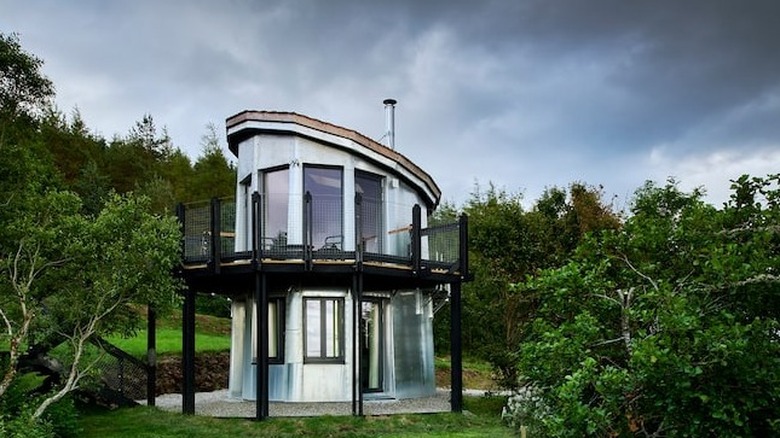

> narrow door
[360,300,384,392]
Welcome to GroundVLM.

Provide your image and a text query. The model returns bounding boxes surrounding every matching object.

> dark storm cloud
[3,0,780,205]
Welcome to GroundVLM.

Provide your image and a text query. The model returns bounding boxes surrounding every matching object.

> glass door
[361,300,384,392]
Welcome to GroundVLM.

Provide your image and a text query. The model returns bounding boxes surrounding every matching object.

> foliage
[509,176,780,436]
[189,123,236,201]
[439,182,619,388]
[0,32,54,123]
[0,374,81,438]
[195,293,232,318]
[0,33,238,432]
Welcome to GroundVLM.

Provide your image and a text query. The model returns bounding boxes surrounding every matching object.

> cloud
[4,0,780,209]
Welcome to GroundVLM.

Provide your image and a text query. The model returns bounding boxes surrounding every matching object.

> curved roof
[226,110,442,208]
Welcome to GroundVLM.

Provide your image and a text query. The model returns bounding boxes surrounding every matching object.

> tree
[446,182,619,387]
[0,32,54,124]
[0,191,181,419]
[508,177,780,436]
[0,190,79,398]
[31,194,181,417]
[190,123,236,200]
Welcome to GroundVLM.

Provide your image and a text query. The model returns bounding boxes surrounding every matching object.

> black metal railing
[89,337,150,404]
[177,192,469,276]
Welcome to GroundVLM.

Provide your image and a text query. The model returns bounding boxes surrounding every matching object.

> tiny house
[177,102,469,418]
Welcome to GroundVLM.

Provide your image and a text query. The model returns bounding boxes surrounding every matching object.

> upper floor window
[262,167,289,248]
[304,166,343,250]
[356,171,383,253]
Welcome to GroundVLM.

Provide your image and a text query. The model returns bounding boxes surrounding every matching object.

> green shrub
[0,407,54,438]
[0,374,81,438]
[45,396,82,438]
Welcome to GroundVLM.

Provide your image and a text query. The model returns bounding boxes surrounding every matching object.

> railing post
[412,204,422,274]
[355,193,363,266]
[459,213,469,277]
[176,203,186,260]
[210,197,221,274]
[304,191,313,270]
[252,192,261,267]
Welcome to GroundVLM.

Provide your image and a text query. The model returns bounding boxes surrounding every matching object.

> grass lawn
[104,312,233,358]
[435,356,497,391]
[106,328,231,358]
[77,395,512,438]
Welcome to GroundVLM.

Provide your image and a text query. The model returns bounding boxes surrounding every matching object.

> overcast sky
[4,0,780,209]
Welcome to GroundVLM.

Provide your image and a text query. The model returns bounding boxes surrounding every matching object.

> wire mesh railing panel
[421,222,460,269]
[179,195,466,275]
[359,197,384,255]
[183,201,211,263]
[220,198,237,259]
[88,339,148,402]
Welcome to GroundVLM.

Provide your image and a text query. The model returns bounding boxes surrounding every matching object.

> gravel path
[139,389,454,417]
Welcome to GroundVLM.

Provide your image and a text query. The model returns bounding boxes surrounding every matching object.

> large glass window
[356,172,383,253]
[251,298,285,364]
[262,167,289,249]
[304,297,344,363]
[304,166,343,250]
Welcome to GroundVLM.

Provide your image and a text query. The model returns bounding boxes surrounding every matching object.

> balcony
[177,193,468,279]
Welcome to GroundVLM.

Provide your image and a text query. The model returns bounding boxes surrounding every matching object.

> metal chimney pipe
[383,98,397,149]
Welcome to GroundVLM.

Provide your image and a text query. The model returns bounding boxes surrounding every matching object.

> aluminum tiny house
[176,106,470,418]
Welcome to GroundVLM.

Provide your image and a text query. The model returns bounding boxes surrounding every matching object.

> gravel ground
[139,389,454,417]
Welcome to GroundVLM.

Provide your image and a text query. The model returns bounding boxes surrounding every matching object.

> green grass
[107,328,231,358]
[435,356,497,391]
[77,396,512,438]
[101,312,232,359]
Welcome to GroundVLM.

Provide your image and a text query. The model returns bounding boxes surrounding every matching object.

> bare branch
[734,273,780,287]
[620,255,659,292]
[591,293,621,306]
[0,307,12,337]
[592,337,625,347]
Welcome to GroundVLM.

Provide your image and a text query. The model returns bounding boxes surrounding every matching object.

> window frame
[303,297,345,364]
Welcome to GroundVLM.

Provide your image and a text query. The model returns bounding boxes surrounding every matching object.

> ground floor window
[304,297,344,363]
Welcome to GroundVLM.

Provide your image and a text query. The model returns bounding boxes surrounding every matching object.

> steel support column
[254,272,269,420]
[351,274,358,415]
[450,280,463,413]
[182,289,196,414]
[356,272,364,416]
[146,305,156,406]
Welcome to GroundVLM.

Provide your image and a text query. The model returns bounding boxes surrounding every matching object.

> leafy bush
[45,396,82,438]
[510,177,780,436]
[196,293,231,318]
[0,409,54,438]
[0,374,81,438]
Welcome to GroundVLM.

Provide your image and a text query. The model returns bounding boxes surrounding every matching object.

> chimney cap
[383,98,397,105]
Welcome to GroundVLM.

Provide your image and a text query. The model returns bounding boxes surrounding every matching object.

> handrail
[177,196,468,276]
